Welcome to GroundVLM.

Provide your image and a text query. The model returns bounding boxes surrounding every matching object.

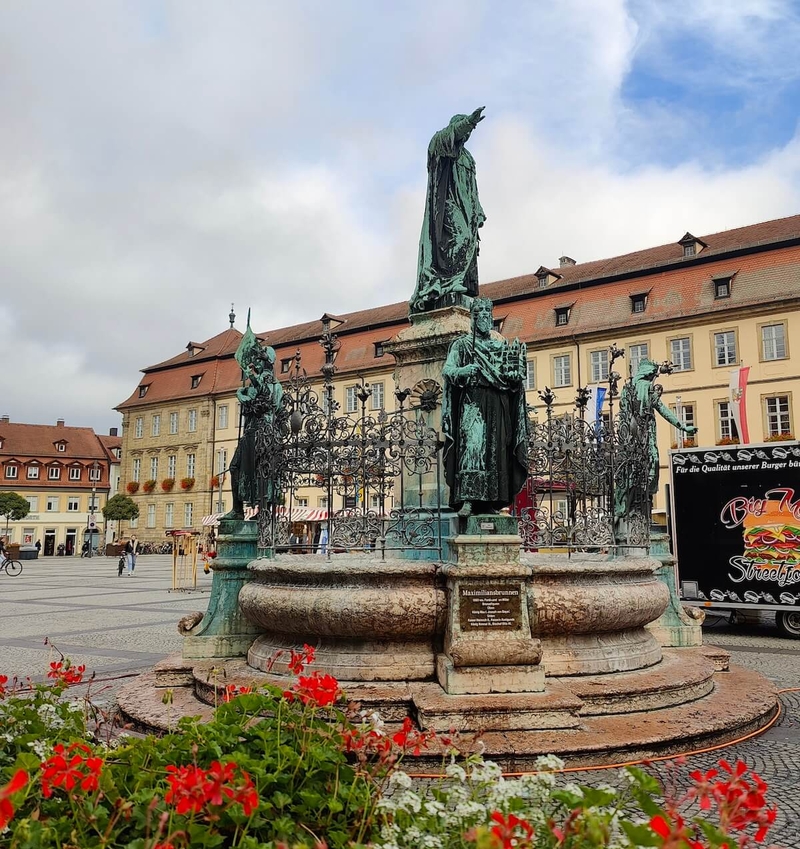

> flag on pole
[729,366,750,444]
[586,385,608,429]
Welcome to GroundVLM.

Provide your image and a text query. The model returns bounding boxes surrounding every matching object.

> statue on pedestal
[442,297,529,517]
[410,108,487,314]
[226,315,283,520]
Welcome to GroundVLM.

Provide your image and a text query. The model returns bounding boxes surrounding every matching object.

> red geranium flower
[41,743,103,798]
[287,644,316,675]
[286,671,340,707]
[47,660,86,686]
[489,811,534,849]
[0,674,7,698]
[0,770,28,831]
[164,760,259,817]
[391,716,436,755]
[222,683,253,703]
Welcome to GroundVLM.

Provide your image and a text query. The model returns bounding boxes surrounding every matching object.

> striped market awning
[201,506,328,527]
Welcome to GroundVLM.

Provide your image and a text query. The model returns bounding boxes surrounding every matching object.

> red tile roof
[0,422,109,461]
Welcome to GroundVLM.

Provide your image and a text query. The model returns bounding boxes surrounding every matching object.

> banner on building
[729,366,750,444]
[585,384,607,427]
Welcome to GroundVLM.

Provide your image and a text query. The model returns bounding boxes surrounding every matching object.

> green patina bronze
[442,297,529,517]
[225,312,283,520]
[410,108,486,314]
[614,358,698,522]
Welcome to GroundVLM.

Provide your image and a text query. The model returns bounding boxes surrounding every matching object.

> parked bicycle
[0,558,22,577]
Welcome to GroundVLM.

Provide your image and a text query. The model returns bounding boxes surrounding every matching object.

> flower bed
[0,648,779,848]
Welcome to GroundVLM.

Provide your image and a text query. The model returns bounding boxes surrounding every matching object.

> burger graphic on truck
[742,501,800,565]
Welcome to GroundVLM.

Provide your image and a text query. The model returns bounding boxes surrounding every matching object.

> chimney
[56,418,65,427]
[109,427,118,437]
[559,256,576,268]
[0,415,8,424]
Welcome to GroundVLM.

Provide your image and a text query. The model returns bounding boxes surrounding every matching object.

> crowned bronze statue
[410,108,486,314]
[225,313,283,520]
[441,297,529,517]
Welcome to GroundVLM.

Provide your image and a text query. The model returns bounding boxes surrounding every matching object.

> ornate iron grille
[251,332,443,559]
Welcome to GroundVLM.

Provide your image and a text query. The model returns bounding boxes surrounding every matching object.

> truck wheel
[776,611,800,639]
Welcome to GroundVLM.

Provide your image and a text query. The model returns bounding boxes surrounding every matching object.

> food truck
[670,442,800,638]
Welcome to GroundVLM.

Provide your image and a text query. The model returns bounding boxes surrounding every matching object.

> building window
[169,412,179,434]
[553,354,572,387]
[671,403,695,445]
[370,382,384,410]
[48,466,61,480]
[714,278,731,299]
[555,307,570,327]
[69,467,81,481]
[25,496,38,512]
[589,350,609,383]
[56,442,66,452]
[296,497,309,508]
[135,417,143,438]
[537,275,548,289]
[147,504,156,528]
[670,337,692,371]
[168,455,176,478]
[46,496,59,512]
[186,453,196,477]
[631,294,647,314]
[714,331,737,367]
[89,495,99,511]
[216,449,227,475]
[346,386,358,413]
[184,502,193,527]
[150,457,158,480]
[188,409,197,432]
[165,503,174,528]
[765,395,792,437]
[218,405,229,429]
[191,375,202,389]
[493,318,504,333]
[132,458,141,482]
[67,497,80,512]
[5,465,18,479]
[27,465,40,479]
[318,496,328,509]
[129,515,138,529]
[525,359,536,391]
[281,358,292,374]
[683,243,696,257]
[717,401,739,443]
[629,342,649,376]
[761,323,787,361]
[138,385,149,398]
[151,415,160,437]
[89,466,101,481]
[374,341,385,358]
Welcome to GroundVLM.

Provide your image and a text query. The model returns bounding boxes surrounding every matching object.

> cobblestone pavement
[1,559,798,845]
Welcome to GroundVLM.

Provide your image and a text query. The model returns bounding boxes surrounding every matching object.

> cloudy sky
[3,0,800,433]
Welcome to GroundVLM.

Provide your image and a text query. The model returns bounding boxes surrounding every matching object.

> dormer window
[631,293,648,314]
[190,374,202,389]
[280,358,292,374]
[678,232,707,258]
[55,441,67,452]
[5,464,18,479]
[374,341,385,358]
[555,307,571,327]
[493,318,504,333]
[48,465,61,480]
[138,385,149,398]
[535,265,562,290]
[713,275,733,299]
[683,243,695,257]
[537,275,548,289]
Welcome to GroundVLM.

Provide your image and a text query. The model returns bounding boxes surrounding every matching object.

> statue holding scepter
[410,108,487,313]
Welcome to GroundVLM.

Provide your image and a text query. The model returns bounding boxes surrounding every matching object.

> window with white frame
[135,417,143,438]
[370,382,384,410]
[147,504,156,528]
[89,466,101,481]
[88,495,99,511]
[69,467,81,481]
[186,453,196,477]
[5,465,18,479]
[629,342,649,376]
[48,466,61,480]
[589,350,609,383]
[56,442,66,452]
[318,496,328,509]
[151,415,160,437]
[525,359,536,391]
[296,497,309,507]
[215,499,226,513]
[670,337,692,371]
[167,455,176,478]
[670,403,695,444]
[762,324,787,361]
[46,496,59,512]
[27,465,40,479]
[132,458,141,482]
[765,396,791,437]
[165,503,174,528]
[218,405,229,429]
[150,457,158,479]
[184,502,193,527]
[216,449,227,475]
[346,386,358,413]
[553,354,571,387]
[717,401,739,442]
[188,409,197,432]
[169,412,179,434]
[714,331,737,366]
[25,496,38,512]
[129,515,138,528]
[68,497,80,512]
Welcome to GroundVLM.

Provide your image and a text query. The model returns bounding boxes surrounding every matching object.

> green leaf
[620,821,662,846]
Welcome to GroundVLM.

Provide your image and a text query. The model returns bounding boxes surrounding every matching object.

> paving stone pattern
[1,558,798,845]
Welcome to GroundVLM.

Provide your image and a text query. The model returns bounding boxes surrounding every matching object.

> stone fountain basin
[238,552,669,679]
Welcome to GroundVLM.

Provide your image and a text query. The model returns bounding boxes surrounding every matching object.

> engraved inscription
[460,584,522,631]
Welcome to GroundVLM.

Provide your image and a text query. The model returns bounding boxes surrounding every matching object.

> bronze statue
[441,297,529,517]
[410,108,486,313]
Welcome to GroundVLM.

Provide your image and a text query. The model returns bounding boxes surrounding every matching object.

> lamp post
[675,395,684,450]
[88,459,99,558]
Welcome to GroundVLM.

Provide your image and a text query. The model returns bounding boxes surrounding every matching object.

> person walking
[124,535,139,575]
[35,539,41,555]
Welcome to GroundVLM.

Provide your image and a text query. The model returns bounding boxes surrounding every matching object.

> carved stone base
[539,629,663,676]
[436,656,545,696]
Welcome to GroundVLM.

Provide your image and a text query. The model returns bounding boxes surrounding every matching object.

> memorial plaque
[479,521,496,533]
[459,584,522,631]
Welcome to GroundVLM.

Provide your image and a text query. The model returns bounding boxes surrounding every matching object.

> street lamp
[88,459,99,558]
